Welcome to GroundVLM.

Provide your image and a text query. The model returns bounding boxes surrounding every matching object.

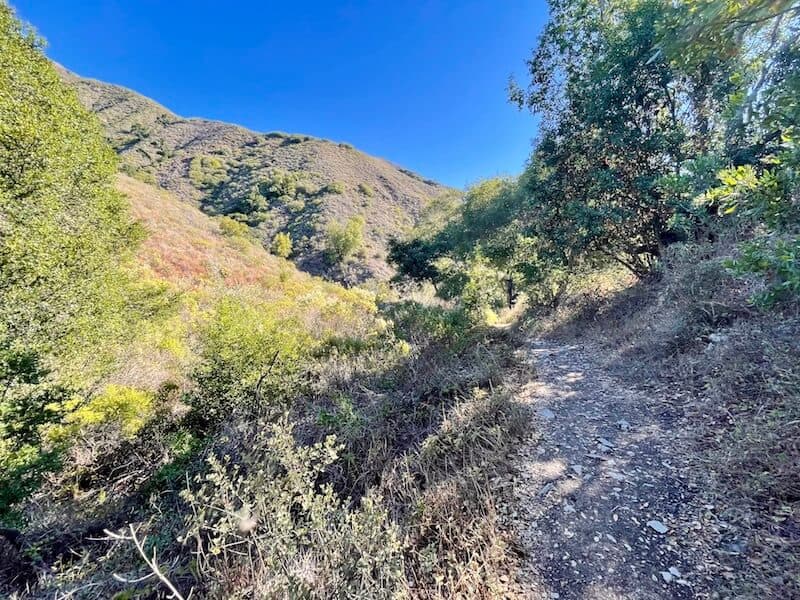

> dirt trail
[504,340,721,599]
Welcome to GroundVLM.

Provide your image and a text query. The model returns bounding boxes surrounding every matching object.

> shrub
[0,3,164,513]
[217,216,250,238]
[358,182,375,197]
[188,155,227,189]
[325,181,346,195]
[48,385,155,442]
[181,421,405,598]
[258,168,299,200]
[189,296,312,428]
[271,232,292,258]
[325,216,365,264]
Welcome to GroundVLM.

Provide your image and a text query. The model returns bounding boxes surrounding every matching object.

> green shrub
[0,3,167,513]
[48,385,155,442]
[189,155,227,189]
[358,182,375,197]
[181,421,405,598]
[326,180,346,195]
[271,232,292,258]
[325,216,365,264]
[190,296,312,428]
[258,168,299,199]
[218,216,250,238]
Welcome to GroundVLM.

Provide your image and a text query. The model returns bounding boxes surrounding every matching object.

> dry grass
[119,175,281,288]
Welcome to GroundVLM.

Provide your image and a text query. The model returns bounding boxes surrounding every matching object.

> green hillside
[60,67,449,283]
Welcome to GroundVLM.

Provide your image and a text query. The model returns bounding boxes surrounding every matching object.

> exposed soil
[503,339,729,599]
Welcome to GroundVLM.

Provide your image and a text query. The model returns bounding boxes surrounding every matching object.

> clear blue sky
[12,1,546,188]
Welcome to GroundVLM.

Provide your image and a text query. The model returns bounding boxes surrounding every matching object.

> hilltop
[60,68,449,282]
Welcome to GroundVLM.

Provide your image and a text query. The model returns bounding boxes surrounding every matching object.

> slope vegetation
[61,68,448,282]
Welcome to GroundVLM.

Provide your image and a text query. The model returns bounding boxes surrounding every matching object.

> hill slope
[60,68,449,282]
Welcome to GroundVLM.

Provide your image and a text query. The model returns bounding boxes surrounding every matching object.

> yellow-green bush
[271,232,292,258]
[217,216,250,238]
[48,385,155,442]
[325,215,365,264]
[190,295,313,427]
[188,155,227,189]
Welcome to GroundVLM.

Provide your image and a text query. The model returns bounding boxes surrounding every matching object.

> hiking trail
[503,339,726,599]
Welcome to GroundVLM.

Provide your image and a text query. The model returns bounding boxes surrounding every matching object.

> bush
[325,216,365,264]
[358,183,375,197]
[325,181,346,195]
[217,216,250,238]
[258,168,299,200]
[48,385,155,442]
[271,232,292,258]
[181,421,405,598]
[189,296,312,428]
[0,3,166,514]
[188,155,227,189]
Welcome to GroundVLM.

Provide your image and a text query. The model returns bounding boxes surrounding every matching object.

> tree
[0,3,161,512]
[325,216,365,264]
[272,232,293,258]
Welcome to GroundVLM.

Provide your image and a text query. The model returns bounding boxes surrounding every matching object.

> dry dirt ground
[502,339,729,599]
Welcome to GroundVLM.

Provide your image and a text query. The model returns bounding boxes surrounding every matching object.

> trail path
[504,340,722,599]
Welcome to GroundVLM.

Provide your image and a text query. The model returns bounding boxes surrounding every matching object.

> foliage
[271,232,293,258]
[48,385,155,442]
[190,295,312,429]
[217,216,250,238]
[325,215,365,264]
[189,155,227,189]
[325,180,346,195]
[181,421,405,598]
[358,182,375,197]
[0,2,172,516]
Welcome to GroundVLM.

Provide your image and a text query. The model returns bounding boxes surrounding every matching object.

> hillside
[59,68,449,282]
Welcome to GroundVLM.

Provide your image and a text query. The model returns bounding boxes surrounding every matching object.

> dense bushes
[0,3,171,516]
[182,421,405,598]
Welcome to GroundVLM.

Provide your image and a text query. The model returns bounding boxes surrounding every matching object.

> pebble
[647,520,669,534]
[539,407,556,421]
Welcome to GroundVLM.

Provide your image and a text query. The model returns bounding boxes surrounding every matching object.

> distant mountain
[59,67,450,282]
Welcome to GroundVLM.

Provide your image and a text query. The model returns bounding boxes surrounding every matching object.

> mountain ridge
[59,66,451,282]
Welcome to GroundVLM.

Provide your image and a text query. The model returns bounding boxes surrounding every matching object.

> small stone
[647,520,669,534]
[616,419,631,430]
[539,408,556,421]
[570,464,584,476]
[668,567,681,577]
[725,540,747,554]
[598,437,615,447]
[661,571,674,583]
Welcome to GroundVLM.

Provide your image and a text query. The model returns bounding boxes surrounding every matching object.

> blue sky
[12,1,547,188]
